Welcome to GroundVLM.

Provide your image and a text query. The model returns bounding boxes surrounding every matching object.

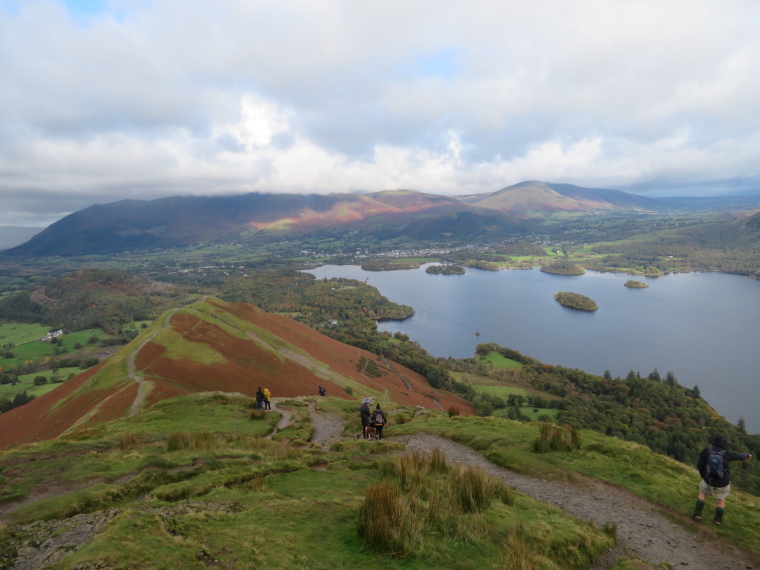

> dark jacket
[697,435,751,488]
[359,403,371,421]
[371,409,387,426]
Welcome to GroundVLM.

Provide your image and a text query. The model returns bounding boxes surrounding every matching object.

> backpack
[372,411,385,426]
[705,449,726,481]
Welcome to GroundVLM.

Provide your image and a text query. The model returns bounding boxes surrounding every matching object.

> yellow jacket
[263,388,271,401]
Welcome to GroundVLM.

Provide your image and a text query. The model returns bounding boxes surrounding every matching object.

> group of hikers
[359,398,387,439]
[254,387,271,411]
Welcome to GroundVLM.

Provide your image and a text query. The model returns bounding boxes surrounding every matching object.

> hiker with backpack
[359,398,372,439]
[371,404,387,440]
[692,434,752,525]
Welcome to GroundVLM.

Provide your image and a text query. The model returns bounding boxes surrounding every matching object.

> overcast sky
[1,0,759,226]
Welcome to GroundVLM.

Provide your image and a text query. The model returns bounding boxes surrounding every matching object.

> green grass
[0,325,115,372]
[0,396,619,569]
[0,367,80,400]
[0,323,50,346]
[479,351,523,370]
[388,415,760,557]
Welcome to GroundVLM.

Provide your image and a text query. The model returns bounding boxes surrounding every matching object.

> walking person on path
[263,387,271,411]
[359,398,371,439]
[371,404,387,440]
[692,434,752,525]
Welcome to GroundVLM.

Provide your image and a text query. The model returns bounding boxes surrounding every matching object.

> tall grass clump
[167,432,190,452]
[531,423,581,453]
[119,432,143,450]
[362,450,515,558]
[358,481,420,558]
[192,431,215,451]
[492,525,554,570]
[250,410,266,420]
[449,465,501,513]
[448,406,460,418]
[166,431,216,451]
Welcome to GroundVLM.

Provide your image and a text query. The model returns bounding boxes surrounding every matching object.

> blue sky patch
[414,48,463,81]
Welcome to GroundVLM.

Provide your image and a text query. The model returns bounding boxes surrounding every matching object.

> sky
[1,0,759,226]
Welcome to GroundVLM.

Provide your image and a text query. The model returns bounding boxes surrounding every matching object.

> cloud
[1,0,760,225]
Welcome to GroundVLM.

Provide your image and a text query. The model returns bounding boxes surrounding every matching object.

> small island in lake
[426,264,465,275]
[540,260,585,275]
[554,291,598,311]
[361,260,421,271]
[624,280,649,288]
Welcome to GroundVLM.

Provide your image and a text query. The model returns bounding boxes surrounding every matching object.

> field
[0,323,50,346]
[0,323,124,373]
[0,367,81,400]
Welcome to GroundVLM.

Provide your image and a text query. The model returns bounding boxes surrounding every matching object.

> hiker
[318,386,326,397]
[371,404,387,440]
[263,387,271,411]
[359,398,371,439]
[692,434,752,525]
[255,387,265,411]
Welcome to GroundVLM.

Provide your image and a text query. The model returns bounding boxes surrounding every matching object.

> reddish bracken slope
[0,298,472,448]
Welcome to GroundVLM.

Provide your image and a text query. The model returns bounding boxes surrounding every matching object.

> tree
[737,417,748,434]
[33,376,48,385]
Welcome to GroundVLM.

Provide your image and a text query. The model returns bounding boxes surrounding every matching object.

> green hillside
[0,395,615,569]
[1,395,758,569]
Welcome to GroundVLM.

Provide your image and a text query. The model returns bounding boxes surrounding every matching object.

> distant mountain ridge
[5,183,760,257]
[460,181,661,214]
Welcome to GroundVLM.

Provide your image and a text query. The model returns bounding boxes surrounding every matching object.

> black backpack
[372,410,385,425]
[705,449,726,482]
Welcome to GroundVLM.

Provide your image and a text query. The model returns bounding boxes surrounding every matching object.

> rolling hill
[6,183,760,257]
[0,297,472,448]
[460,180,662,214]
[1,190,524,257]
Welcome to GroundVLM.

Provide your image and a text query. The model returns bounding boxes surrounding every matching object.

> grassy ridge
[389,415,760,557]
[0,395,615,569]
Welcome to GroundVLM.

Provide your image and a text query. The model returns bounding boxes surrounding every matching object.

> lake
[305,264,760,433]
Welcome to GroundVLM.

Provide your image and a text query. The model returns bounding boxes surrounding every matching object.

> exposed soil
[307,402,345,449]
[391,433,758,570]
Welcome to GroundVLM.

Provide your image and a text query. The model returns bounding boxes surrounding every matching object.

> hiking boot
[713,517,722,526]
[691,513,701,522]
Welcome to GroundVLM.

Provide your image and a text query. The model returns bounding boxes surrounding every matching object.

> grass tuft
[119,432,143,450]
[532,423,581,453]
[357,481,421,558]
[447,406,460,417]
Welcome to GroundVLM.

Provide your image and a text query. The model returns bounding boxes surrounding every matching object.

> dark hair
[712,434,727,448]
[375,404,381,409]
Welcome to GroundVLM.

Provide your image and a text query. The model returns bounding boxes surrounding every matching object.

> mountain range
[7,181,759,257]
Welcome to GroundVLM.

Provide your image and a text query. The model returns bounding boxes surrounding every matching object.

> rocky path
[308,402,345,449]
[392,434,757,570]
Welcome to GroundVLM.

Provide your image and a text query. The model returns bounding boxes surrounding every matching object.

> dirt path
[126,308,180,417]
[265,398,296,439]
[308,402,345,449]
[392,434,758,570]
